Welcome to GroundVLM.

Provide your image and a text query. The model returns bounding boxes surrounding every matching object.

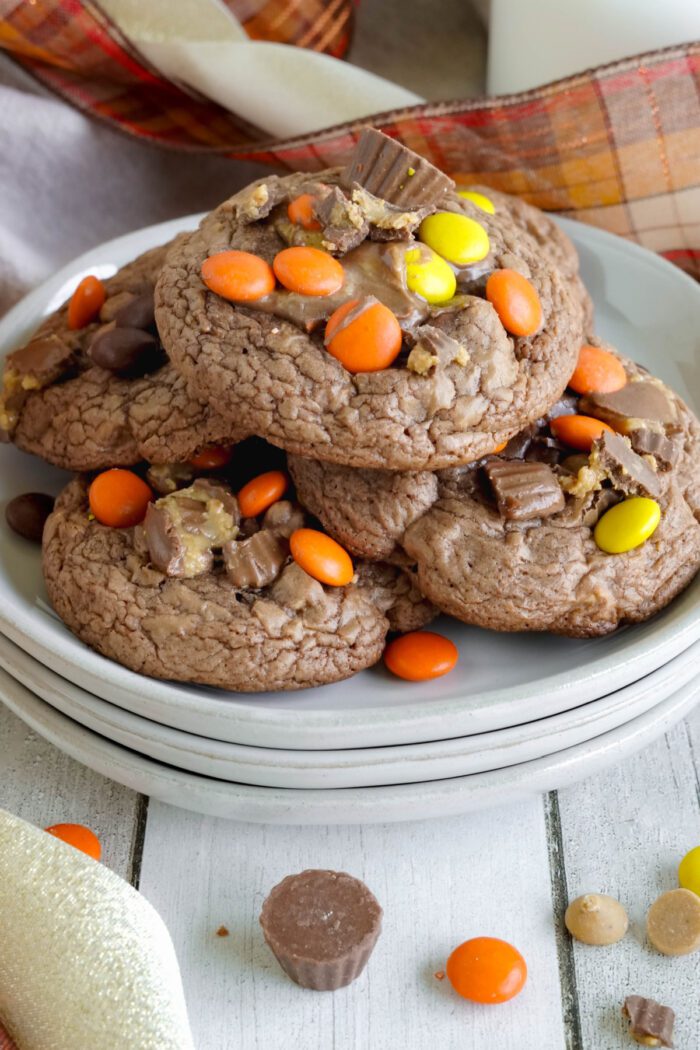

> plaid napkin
[1,2,698,278]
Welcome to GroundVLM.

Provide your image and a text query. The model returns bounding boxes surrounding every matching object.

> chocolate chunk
[545,393,579,421]
[524,435,566,465]
[5,492,54,542]
[146,462,195,496]
[223,528,289,588]
[592,430,661,497]
[261,500,305,538]
[113,289,156,332]
[581,381,676,428]
[629,428,680,471]
[260,869,383,990]
[88,325,160,377]
[341,128,454,209]
[271,562,327,611]
[484,458,565,521]
[313,186,369,254]
[502,425,537,459]
[144,480,239,577]
[7,333,75,384]
[622,995,675,1048]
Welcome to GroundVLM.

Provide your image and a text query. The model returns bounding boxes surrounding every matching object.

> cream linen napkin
[0,809,194,1050]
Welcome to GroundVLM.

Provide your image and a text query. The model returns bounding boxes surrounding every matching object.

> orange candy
[201,250,275,302]
[238,470,288,518]
[190,445,233,471]
[45,823,102,861]
[325,299,403,373]
[67,275,106,330]
[89,469,153,528]
[273,247,344,297]
[446,937,527,1004]
[486,269,543,337]
[568,344,628,395]
[290,528,354,587]
[384,631,458,682]
[287,194,321,231]
[492,441,508,454]
[550,413,615,452]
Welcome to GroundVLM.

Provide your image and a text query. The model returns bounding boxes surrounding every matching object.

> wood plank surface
[138,798,566,1050]
[0,702,141,881]
[555,704,700,1050]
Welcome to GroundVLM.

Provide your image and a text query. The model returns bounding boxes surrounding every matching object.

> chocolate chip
[341,128,454,208]
[223,529,289,588]
[113,289,156,332]
[88,326,160,377]
[622,995,675,1048]
[6,492,54,542]
[629,427,680,471]
[484,458,565,521]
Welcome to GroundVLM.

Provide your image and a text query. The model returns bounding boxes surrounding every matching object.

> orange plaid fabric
[0,2,698,278]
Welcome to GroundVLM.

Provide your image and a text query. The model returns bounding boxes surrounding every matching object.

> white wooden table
[2,698,699,1049]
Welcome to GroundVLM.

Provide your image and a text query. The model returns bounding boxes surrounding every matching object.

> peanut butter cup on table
[155,129,586,471]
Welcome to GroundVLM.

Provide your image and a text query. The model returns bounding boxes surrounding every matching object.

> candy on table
[568,344,628,395]
[289,528,354,587]
[67,275,106,330]
[201,250,275,302]
[287,194,321,231]
[485,269,543,337]
[646,888,700,956]
[88,469,153,528]
[594,497,661,555]
[237,470,288,518]
[564,893,629,945]
[325,297,402,373]
[272,246,344,297]
[45,822,102,861]
[446,937,527,1004]
[404,245,456,304]
[5,492,54,543]
[457,189,496,214]
[678,845,700,896]
[383,631,458,682]
[549,414,615,452]
[259,869,382,991]
[418,211,490,266]
[622,996,675,1049]
[190,445,234,471]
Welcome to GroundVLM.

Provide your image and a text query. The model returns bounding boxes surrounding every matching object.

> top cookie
[0,240,241,471]
[156,130,585,471]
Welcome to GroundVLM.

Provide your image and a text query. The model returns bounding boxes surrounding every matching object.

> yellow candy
[405,246,457,304]
[458,190,496,214]
[679,846,700,897]
[418,212,490,266]
[593,497,661,554]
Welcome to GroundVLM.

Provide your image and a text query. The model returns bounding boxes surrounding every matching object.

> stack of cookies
[3,130,699,692]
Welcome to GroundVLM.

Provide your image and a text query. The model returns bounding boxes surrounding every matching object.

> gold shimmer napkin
[0,809,193,1050]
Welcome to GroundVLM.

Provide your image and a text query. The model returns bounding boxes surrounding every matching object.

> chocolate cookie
[1,240,241,471]
[155,129,585,471]
[290,349,700,637]
[42,465,433,691]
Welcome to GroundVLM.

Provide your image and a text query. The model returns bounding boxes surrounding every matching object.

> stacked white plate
[0,215,698,825]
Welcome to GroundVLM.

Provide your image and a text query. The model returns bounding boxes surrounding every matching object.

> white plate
[1,666,698,824]
[1,216,699,750]
[1,632,697,788]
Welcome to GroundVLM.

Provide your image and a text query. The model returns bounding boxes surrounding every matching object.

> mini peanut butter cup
[259,869,383,990]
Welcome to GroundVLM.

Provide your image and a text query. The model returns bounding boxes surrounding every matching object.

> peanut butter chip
[564,893,629,945]
[646,888,700,956]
